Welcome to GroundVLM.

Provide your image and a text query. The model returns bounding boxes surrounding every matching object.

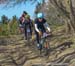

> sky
[0,0,44,20]
[0,2,37,20]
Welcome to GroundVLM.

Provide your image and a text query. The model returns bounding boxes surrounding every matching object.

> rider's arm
[22,17,25,23]
[44,22,51,32]
[34,24,40,33]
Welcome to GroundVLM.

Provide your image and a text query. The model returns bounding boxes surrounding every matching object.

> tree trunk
[69,0,75,33]
[49,0,75,34]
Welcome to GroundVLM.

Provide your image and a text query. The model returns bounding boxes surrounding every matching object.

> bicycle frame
[39,33,50,56]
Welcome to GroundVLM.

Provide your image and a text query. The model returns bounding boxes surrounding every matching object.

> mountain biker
[19,11,28,33]
[23,15,33,40]
[34,13,51,49]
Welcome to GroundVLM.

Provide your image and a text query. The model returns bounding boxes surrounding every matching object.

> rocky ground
[0,28,75,66]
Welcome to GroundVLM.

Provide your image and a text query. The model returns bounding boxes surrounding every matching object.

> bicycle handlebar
[41,33,50,39]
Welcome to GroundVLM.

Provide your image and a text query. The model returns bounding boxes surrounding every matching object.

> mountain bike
[38,32,50,56]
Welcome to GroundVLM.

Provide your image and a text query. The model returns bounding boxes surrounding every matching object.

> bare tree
[49,0,75,34]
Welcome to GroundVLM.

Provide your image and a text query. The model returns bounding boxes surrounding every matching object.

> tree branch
[50,0,70,19]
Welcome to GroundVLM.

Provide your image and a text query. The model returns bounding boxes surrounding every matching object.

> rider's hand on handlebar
[38,31,42,36]
[46,30,52,35]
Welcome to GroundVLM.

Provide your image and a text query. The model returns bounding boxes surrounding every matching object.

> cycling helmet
[23,11,28,14]
[37,13,44,18]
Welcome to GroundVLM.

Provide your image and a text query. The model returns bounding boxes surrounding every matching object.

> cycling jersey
[35,18,46,32]
[35,18,50,33]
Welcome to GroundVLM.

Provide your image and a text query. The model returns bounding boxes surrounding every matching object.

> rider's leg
[29,25,32,36]
[35,31,40,44]
[24,25,27,40]
[35,31,43,50]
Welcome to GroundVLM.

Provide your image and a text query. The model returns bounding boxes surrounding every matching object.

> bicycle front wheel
[43,41,50,56]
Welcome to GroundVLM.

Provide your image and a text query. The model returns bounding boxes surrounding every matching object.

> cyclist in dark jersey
[34,13,51,49]
[23,15,33,40]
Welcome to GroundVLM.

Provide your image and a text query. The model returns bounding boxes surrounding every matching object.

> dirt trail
[0,34,75,66]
